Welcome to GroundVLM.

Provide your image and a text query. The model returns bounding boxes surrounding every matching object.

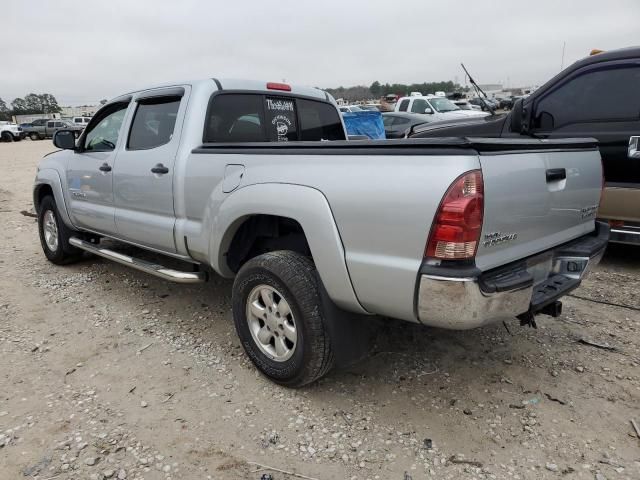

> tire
[37,195,83,265]
[29,132,40,141]
[1,131,14,142]
[232,251,334,387]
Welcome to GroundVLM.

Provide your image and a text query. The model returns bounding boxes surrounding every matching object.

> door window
[127,97,181,150]
[411,99,429,113]
[398,99,410,112]
[83,103,129,151]
[534,65,640,130]
[47,121,55,128]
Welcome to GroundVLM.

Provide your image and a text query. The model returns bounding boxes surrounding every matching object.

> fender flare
[211,183,369,315]
[33,168,75,229]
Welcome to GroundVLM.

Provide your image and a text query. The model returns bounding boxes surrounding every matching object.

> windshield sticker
[266,98,294,112]
[265,97,297,142]
[272,115,292,141]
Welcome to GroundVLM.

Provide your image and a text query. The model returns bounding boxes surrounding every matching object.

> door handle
[99,163,112,172]
[546,168,566,182]
[151,163,169,174]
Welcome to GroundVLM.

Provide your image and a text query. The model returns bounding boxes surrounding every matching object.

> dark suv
[411,47,640,245]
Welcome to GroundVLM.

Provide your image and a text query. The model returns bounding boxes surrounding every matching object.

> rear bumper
[608,224,640,245]
[416,222,609,329]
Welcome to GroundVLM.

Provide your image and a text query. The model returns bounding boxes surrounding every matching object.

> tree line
[325,80,465,102]
[0,93,62,121]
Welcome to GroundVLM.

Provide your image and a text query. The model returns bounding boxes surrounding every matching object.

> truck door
[66,100,130,234]
[530,61,640,185]
[112,87,188,253]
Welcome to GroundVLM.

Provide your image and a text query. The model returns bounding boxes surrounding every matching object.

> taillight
[266,82,291,91]
[425,170,484,260]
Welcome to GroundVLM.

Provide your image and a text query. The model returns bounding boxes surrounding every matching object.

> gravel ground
[1,140,639,480]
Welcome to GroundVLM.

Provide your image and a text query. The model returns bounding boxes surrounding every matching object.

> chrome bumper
[416,223,608,330]
[609,225,640,245]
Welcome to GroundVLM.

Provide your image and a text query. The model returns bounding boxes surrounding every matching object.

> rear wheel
[232,251,334,387]
[37,195,82,265]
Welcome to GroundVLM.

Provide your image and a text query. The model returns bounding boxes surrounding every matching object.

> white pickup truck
[33,78,608,386]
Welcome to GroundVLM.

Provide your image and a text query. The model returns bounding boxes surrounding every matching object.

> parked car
[0,121,25,141]
[410,46,640,245]
[338,105,364,113]
[33,78,607,386]
[468,97,499,111]
[498,96,517,109]
[382,112,429,138]
[453,100,482,111]
[72,116,92,128]
[395,95,489,121]
[23,119,83,140]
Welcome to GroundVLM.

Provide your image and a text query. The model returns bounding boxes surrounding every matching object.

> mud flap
[316,273,379,368]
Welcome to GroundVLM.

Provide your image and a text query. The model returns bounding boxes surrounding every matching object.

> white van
[71,116,92,128]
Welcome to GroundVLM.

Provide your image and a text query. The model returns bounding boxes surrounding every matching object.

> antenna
[560,41,566,71]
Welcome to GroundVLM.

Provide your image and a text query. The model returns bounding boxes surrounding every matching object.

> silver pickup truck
[33,78,609,386]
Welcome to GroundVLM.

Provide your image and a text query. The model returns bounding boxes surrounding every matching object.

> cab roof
[115,78,328,102]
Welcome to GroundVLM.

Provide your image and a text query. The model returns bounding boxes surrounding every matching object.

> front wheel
[29,132,40,141]
[37,195,83,265]
[232,251,334,387]
[1,131,14,142]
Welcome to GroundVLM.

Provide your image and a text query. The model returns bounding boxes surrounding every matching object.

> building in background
[60,104,98,118]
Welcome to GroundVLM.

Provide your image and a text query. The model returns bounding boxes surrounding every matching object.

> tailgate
[474,139,602,271]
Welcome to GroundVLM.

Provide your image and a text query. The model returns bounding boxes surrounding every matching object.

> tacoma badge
[483,231,518,248]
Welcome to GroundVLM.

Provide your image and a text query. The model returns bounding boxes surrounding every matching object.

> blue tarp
[342,111,386,140]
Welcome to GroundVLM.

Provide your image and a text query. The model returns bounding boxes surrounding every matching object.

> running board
[69,237,206,284]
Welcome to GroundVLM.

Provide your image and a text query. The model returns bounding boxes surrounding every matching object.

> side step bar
[69,237,206,284]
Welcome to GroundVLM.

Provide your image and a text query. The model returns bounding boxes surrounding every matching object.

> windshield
[428,97,460,113]
[349,106,363,112]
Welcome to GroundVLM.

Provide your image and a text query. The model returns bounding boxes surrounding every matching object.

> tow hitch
[517,300,563,328]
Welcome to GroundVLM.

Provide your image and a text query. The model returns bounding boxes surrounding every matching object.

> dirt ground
[1,140,639,480]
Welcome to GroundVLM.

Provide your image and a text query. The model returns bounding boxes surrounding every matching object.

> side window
[84,103,128,152]
[534,65,640,130]
[393,117,410,126]
[411,99,428,113]
[398,99,410,112]
[47,121,55,128]
[204,94,265,143]
[128,97,181,150]
[382,115,395,127]
[298,99,345,141]
[74,118,82,124]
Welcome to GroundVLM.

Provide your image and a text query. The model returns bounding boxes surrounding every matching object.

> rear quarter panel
[183,151,480,322]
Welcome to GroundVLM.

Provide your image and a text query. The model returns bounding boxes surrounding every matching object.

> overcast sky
[2,0,639,105]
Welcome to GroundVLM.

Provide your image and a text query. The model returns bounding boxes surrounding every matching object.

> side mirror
[424,107,433,114]
[510,98,524,134]
[53,130,77,150]
[629,136,640,159]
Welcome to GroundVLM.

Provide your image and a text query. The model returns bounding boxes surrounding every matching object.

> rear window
[204,93,344,143]
[298,99,344,141]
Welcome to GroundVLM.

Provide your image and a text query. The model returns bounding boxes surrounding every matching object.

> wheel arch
[211,183,368,314]
[33,169,74,228]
